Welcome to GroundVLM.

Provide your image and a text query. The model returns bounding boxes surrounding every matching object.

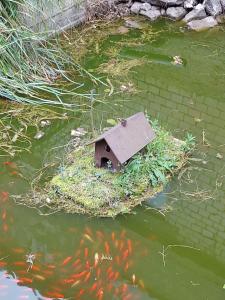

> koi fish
[96,288,104,300]
[33,274,45,281]
[3,224,8,232]
[1,192,9,202]
[72,258,81,268]
[71,280,80,288]
[84,271,91,282]
[84,248,88,258]
[13,261,27,267]
[94,253,99,267]
[31,265,40,272]
[104,241,110,255]
[77,288,85,297]
[113,272,119,281]
[122,249,129,260]
[12,248,25,254]
[127,239,132,254]
[86,260,90,269]
[124,262,129,272]
[10,171,18,176]
[45,292,64,298]
[111,232,115,241]
[121,283,128,294]
[119,240,124,251]
[120,230,126,239]
[2,209,6,221]
[115,255,120,265]
[132,274,136,285]
[96,231,104,240]
[84,233,94,243]
[96,267,101,278]
[90,282,98,292]
[62,256,72,266]
[71,270,87,279]
[0,262,7,267]
[63,278,74,284]
[18,277,33,284]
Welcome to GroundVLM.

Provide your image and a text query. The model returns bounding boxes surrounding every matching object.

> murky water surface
[0,19,225,300]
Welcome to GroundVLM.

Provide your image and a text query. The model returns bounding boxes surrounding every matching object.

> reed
[0,0,100,106]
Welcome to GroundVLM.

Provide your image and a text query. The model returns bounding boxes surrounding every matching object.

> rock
[34,131,45,140]
[184,0,197,9]
[125,19,142,29]
[205,0,222,16]
[187,16,218,31]
[155,0,184,7]
[166,7,187,20]
[130,2,143,14]
[71,128,87,137]
[40,120,51,128]
[140,6,161,21]
[221,0,225,11]
[183,4,206,23]
[161,8,166,16]
[140,2,152,12]
[216,13,225,23]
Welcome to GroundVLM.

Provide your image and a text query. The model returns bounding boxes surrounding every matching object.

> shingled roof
[92,112,156,164]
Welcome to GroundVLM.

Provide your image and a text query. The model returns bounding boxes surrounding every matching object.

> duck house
[92,112,156,171]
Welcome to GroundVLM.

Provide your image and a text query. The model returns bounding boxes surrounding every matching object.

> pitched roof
[93,112,156,164]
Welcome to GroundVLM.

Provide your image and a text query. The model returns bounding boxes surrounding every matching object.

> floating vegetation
[0,103,68,156]
[97,58,146,78]
[14,120,195,217]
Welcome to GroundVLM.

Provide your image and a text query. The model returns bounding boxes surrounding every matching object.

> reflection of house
[91,112,156,170]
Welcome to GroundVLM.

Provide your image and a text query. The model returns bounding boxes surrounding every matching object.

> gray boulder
[130,2,144,14]
[184,0,197,9]
[205,0,222,16]
[183,4,206,23]
[141,0,184,7]
[187,16,218,31]
[140,6,161,20]
[166,7,187,20]
[220,0,225,11]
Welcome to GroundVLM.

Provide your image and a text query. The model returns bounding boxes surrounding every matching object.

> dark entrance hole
[101,157,112,169]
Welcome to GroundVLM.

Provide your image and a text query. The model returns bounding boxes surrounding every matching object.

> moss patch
[17,121,194,218]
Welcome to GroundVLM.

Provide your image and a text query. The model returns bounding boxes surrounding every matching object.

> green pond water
[0,19,225,300]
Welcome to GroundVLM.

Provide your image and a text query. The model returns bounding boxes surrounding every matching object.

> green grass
[0,0,100,106]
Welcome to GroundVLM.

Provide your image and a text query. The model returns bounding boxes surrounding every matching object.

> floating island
[15,117,194,218]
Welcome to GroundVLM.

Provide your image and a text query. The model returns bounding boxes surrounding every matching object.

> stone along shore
[116,0,225,31]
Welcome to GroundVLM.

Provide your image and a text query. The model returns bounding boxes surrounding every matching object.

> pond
[0,18,225,300]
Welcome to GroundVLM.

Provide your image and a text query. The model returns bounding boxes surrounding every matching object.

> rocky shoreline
[114,0,225,31]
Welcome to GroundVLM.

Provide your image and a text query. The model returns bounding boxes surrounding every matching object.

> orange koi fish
[113,272,119,281]
[96,231,104,240]
[84,271,91,282]
[18,277,33,284]
[0,261,7,267]
[1,192,9,202]
[127,239,132,254]
[77,288,85,297]
[84,248,88,258]
[12,248,25,254]
[13,261,27,267]
[63,278,74,284]
[79,239,84,247]
[3,224,8,232]
[115,255,120,265]
[120,230,126,239]
[108,271,114,280]
[106,266,112,275]
[72,270,87,279]
[121,283,128,294]
[104,241,110,255]
[10,171,18,176]
[119,240,125,251]
[90,282,98,292]
[46,292,64,299]
[31,265,40,272]
[72,258,81,268]
[124,262,129,272]
[96,267,101,278]
[71,280,80,288]
[86,260,90,269]
[2,209,6,221]
[96,288,104,300]
[122,249,129,260]
[111,232,115,241]
[62,256,72,266]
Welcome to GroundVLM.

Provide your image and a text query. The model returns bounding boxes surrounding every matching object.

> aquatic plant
[0,0,100,106]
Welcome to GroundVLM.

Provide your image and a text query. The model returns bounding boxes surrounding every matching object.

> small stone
[40,120,51,127]
[140,7,161,21]
[184,0,197,9]
[216,153,223,160]
[130,2,143,14]
[34,131,45,140]
[125,19,142,29]
[187,16,218,31]
[46,198,51,204]
[166,7,187,20]
[183,4,207,23]
[71,128,87,137]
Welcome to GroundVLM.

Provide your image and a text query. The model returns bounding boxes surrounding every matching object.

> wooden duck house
[92,112,156,171]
